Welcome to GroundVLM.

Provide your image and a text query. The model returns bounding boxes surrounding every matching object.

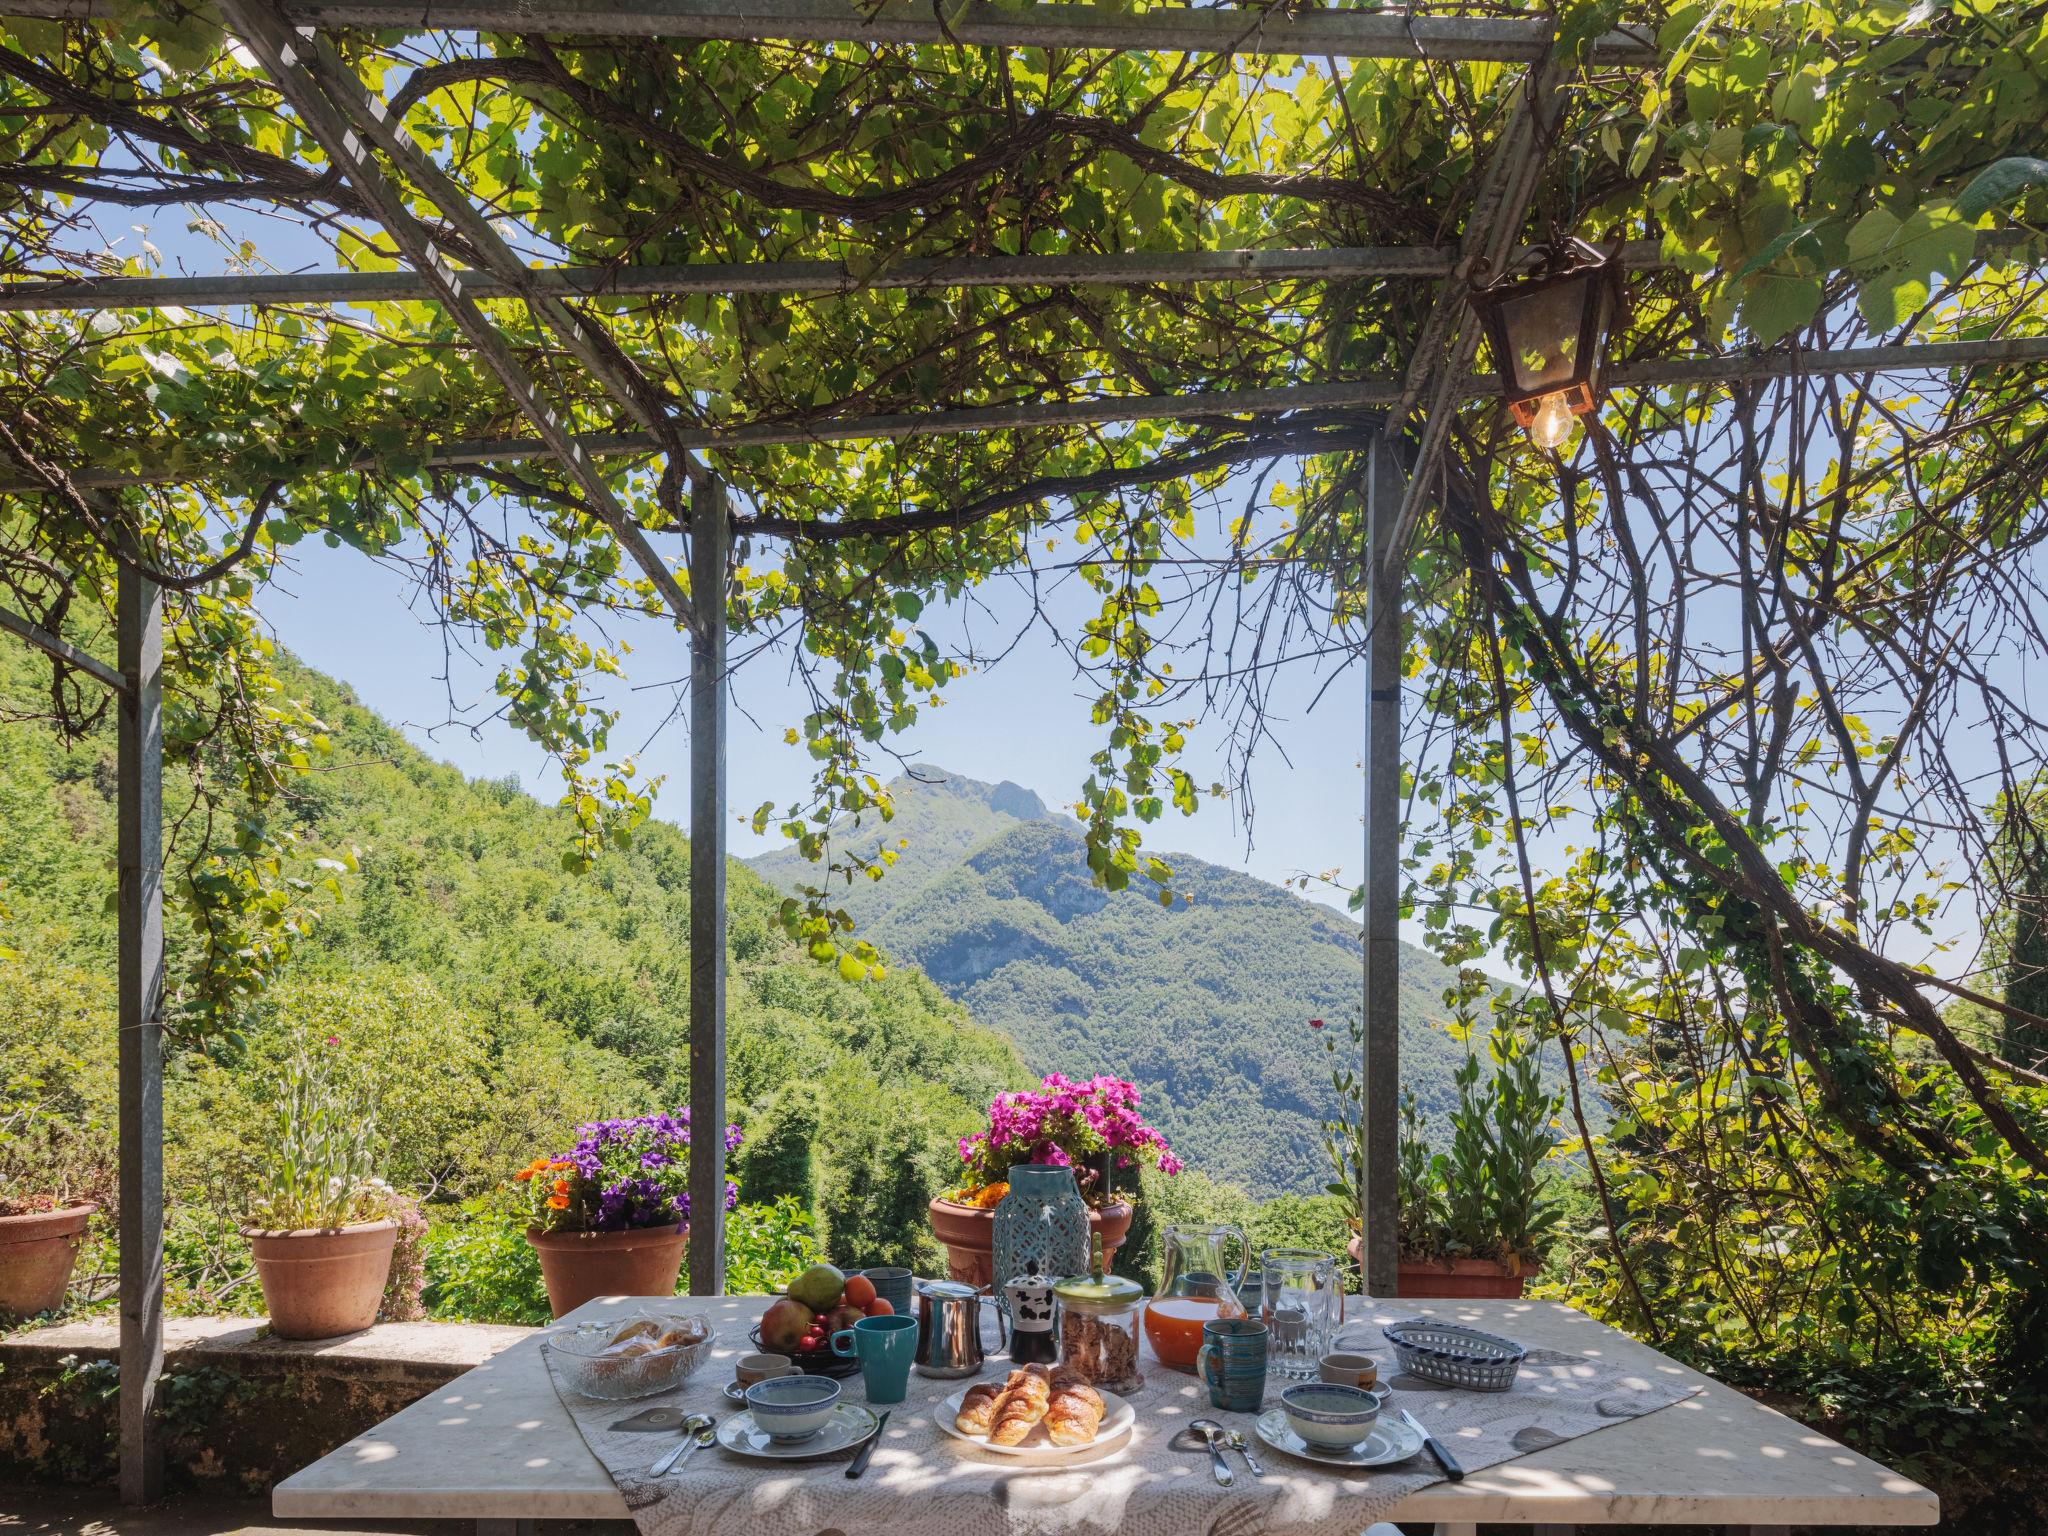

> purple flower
[529,1109,745,1233]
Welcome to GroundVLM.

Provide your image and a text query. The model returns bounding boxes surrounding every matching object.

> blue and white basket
[1381,1319,1526,1392]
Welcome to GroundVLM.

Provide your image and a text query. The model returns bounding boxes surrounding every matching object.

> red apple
[825,1303,866,1336]
[759,1295,815,1352]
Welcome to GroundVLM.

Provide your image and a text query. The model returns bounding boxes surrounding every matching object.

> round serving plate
[933,1386,1135,1460]
[715,1403,881,1460]
[1251,1411,1423,1469]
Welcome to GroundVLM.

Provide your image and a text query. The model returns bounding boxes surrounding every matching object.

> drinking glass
[1260,1248,1340,1381]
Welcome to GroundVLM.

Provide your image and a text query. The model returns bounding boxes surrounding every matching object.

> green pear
[788,1262,847,1312]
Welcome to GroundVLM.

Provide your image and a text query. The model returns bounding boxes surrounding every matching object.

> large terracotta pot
[1396,1256,1527,1299]
[244,1220,398,1339]
[928,1197,1133,1287]
[0,1203,95,1321]
[526,1224,687,1318]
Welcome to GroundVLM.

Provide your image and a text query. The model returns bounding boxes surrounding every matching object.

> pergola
[0,0,2042,1506]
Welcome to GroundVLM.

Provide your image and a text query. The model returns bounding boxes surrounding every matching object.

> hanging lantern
[1466,237,1622,451]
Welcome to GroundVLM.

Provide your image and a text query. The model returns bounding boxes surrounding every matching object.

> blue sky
[259,524,1374,899]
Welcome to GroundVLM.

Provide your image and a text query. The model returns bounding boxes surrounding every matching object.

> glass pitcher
[1261,1248,1341,1380]
[1142,1223,1250,1370]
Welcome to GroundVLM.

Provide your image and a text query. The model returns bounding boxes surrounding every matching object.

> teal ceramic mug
[1196,1316,1269,1413]
[831,1312,918,1405]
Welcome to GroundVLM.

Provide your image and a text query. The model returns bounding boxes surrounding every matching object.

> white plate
[715,1404,881,1460]
[934,1384,1136,1459]
[1252,1410,1424,1469]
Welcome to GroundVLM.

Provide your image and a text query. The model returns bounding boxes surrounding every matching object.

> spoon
[649,1413,716,1476]
[1187,1418,1235,1488]
[1226,1428,1264,1477]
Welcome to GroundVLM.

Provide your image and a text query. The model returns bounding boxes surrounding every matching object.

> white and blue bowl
[744,1373,842,1442]
[1279,1381,1385,1453]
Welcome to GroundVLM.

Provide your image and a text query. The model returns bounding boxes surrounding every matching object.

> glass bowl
[541,1310,715,1400]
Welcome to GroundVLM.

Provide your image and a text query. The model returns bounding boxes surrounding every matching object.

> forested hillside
[750,769,1481,1198]
[0,642,1026,1299]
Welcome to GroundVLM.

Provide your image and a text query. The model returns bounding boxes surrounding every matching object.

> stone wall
[0,1317,531,1494]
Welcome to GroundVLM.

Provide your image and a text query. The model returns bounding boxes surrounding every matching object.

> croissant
[988,1364,1053,1446]
[1044,1372,1104,1448]
[956,1381,1005,1435]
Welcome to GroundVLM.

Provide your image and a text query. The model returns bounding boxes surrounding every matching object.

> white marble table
[273,1294,1937,1536]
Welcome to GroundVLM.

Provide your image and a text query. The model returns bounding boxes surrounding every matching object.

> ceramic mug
[862,1265,916,1318]
[832,1312,919,1405]
[736,1351,796,1388]
[1195,1316,1269,1413]
[1317,1350,1380,1390]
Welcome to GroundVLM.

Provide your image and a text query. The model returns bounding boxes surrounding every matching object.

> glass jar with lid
[1052,1237,1145,1394]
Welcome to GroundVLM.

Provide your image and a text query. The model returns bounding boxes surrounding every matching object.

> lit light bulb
[1527,391,1577,451]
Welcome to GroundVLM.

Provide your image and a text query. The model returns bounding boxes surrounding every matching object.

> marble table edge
[269,1294,1943,1528]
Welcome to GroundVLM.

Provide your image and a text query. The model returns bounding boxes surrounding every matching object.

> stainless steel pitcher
[913,1278,987,1378]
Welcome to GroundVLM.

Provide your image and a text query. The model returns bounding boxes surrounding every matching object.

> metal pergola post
[686,476,730,1296]
[1359,436,1404,1299]
[116,563,166,1503]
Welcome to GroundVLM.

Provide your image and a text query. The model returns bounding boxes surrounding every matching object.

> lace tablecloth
[548,1303,1701,1536]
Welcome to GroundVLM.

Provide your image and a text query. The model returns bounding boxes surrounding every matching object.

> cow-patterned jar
[1004,1260,1060,1365]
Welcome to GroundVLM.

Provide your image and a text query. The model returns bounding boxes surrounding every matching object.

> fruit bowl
[750,1324,861,1379]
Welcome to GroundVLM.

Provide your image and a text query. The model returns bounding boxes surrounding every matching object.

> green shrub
[422,1195,551,1326]
[724,1198,822,1294]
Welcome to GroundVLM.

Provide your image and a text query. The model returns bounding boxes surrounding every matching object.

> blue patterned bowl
[1279,1382,1383,1452]
[745,1373,842,1442]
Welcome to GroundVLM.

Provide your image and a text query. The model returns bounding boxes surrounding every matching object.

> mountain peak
[893,766,1049,823]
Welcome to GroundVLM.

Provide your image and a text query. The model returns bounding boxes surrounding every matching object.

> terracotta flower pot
[244,1220,398,1340]
[525,1224,687,1318]
[0,1203,95,1322]
[928,1197,1133,1287]
[1396,1256,1527,1299]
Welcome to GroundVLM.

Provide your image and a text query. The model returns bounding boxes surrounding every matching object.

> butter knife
[845,1409,889,1479]
[1399,1408,1463,1481]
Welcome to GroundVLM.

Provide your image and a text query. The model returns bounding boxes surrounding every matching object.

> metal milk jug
[914,1278,987,1378]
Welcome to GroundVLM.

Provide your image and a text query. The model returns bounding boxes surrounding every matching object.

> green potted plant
[0,1059,111,1323]
[1319,1018,1563,1297]
[930,1075,1178,1286]
[520,1110,739,1318]
[241,1046,401,1339]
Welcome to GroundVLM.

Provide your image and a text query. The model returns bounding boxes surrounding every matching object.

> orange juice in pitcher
[1142,1222,1250,1369]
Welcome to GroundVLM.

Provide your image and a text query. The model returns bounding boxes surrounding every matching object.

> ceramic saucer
[716,1403,880,1460]
[1252,1410,1423,1469]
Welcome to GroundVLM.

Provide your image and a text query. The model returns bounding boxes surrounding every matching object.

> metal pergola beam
[0,601,126,693]
[1382,57,1562,576]
[212,0,696,625]
[9,333,2047,497]
[6,0,1657,62]
[0,243,1679,314]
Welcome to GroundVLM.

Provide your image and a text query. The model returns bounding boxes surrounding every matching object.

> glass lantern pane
[1496,275,1591,394]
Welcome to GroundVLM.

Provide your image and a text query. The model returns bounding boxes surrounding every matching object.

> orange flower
[547,1158,574,1171]
[514,1168,533,1182]
[547,1194,569,1209]
[553,1179,570,1196]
